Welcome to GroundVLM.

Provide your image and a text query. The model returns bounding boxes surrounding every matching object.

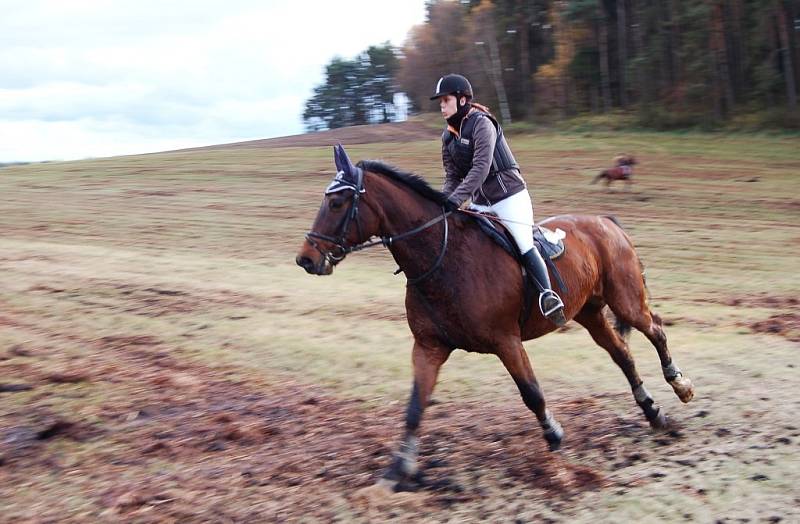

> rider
[431,73,566,326]
[613,153,636,178]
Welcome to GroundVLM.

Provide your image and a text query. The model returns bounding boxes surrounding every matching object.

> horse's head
[296,144,381,275]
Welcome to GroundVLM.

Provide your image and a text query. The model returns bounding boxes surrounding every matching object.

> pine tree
[303,44,400,131]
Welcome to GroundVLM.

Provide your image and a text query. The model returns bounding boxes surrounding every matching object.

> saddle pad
[533,226,566,260]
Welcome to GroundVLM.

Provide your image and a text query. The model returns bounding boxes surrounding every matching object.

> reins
[400,209,450,285]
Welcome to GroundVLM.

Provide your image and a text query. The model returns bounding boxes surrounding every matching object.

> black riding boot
[521,248,567,326]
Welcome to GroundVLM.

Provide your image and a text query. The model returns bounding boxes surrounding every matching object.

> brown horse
[591,154,637,189]
[296,145,693,490]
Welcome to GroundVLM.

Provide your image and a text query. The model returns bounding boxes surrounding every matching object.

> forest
[305,0,800,130]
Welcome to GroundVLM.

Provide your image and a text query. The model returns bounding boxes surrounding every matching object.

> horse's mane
[357,160,448,206]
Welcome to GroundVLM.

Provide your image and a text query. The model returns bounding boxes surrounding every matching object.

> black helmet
[430,74,473,100]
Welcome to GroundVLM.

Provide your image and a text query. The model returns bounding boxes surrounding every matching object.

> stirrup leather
[539,290,564,318]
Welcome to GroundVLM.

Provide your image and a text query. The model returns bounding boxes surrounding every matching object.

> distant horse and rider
[591,154,637,189]
[296,144,694,491]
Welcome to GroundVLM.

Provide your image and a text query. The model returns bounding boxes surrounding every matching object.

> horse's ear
[333,144,346,174]
[334,143,356,176]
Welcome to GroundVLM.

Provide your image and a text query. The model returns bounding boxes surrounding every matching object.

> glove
[444,197,461,212]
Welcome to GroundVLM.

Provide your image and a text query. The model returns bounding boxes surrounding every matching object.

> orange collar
[447,108,477,138]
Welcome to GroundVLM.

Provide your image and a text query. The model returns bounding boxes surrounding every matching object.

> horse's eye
[329,199,344,211]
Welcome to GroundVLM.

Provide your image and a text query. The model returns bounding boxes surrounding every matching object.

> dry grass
[1,129,798,521]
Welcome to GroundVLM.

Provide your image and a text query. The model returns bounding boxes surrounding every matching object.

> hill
[0,127,798,522]
[172,118,441,154]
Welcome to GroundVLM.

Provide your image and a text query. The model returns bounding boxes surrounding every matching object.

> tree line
[304,0,800,130]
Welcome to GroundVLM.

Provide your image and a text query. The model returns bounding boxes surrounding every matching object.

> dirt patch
[44,371,90,384]
[719,294,800,342]
[124,190,178,197]
[747,313,800,342]
[27,280,264,318]
[722,295,799,309]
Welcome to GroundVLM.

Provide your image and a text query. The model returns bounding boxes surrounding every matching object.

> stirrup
[539,290,566,326]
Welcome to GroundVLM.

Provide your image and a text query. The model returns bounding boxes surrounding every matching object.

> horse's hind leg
[637,313,694,403]
[496,340,564,450]
[575,305,669,429]
[606,283,695,403]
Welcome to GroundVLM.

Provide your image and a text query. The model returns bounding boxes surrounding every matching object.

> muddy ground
[2,328,798,522]
[2,327,798,522]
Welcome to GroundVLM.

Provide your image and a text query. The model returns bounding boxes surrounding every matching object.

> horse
[591,154,637,189]
[296,145,694,491]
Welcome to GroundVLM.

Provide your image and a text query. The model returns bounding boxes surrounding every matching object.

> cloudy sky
[1,1,427,162]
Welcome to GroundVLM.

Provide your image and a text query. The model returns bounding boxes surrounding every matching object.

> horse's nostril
[296,255,314,271]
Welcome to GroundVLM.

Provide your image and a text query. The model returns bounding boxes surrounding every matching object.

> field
[1,122,799,522]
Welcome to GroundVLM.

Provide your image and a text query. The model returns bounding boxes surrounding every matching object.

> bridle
[305,169,452,285]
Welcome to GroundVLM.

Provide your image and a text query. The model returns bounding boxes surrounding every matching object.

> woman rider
[431,73,566,326]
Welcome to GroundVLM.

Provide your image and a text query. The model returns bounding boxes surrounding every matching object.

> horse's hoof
[547,437,563,451]
[649,409,669,430]
[543,426,564,451]
[671,376,694,403]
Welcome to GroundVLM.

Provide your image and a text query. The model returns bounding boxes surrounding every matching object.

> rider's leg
[521,248,566,326]
[486,191,567,326]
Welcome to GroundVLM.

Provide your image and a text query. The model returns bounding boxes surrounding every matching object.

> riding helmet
[430,74,473,100]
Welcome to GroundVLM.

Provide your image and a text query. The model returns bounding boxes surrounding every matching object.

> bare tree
[474,1,513,124]
[775,0,798,108]
[618,0,629,107]
[597,0,612,112]
[519,0,533,118]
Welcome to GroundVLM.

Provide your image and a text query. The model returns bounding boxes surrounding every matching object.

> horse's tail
[590,171,606,184]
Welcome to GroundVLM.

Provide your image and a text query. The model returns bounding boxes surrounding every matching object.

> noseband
[305,170,451,285]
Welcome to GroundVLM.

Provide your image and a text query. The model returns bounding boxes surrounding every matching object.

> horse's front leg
[497,340,564,451]
[379,341,451,490]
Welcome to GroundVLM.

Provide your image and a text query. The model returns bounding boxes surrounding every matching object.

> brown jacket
[442,108,526,207]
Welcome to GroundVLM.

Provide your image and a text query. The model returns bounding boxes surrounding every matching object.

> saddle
[469,213,565,262]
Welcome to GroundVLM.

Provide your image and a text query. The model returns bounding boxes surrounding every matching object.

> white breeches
[469,190,535,253]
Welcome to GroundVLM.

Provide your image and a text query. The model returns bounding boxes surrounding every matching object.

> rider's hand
[444,197,462,212]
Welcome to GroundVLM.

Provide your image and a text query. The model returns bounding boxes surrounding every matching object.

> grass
[1,129,798,521]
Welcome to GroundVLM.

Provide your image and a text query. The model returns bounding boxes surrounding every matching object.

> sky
[0,0,427,162]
